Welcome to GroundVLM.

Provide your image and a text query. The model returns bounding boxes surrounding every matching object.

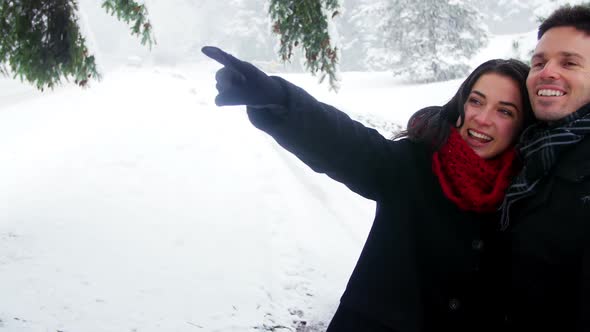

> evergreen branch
[101,0,156,49]
[0,0,156,90]
[269,0,340,91]
[0,0,100,90]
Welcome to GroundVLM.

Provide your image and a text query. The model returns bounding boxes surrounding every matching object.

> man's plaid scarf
[500,103,590,230]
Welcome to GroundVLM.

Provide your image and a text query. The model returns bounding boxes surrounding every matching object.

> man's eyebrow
[562,51,584,60]
[531,51,584,60]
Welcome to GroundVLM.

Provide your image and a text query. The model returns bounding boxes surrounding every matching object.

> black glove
[201,46,287,107]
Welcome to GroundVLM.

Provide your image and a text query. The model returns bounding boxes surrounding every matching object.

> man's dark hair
[538,4,590,39]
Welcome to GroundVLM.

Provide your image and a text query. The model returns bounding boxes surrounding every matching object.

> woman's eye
[468,98,481,105]
[499,109,513,117]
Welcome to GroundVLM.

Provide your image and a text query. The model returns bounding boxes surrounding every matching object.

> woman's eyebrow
[499,101,519,110]
[471,90,486,98]
[473,90,518,110]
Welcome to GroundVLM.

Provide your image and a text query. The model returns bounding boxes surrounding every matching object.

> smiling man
[499,4,590,331]
[528,27,590,121]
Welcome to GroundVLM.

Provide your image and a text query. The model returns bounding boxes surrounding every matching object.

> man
[500,4,590,331]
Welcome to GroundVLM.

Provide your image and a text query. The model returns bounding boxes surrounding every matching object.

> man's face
[527,26,590,121]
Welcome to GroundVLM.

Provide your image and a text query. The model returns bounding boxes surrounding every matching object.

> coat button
[449,298,461,311]
[472,239,484,251]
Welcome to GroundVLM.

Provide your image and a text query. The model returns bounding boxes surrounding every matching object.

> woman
[202,46,534,332]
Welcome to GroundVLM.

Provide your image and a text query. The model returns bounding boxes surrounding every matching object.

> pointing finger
[202,46,243,71]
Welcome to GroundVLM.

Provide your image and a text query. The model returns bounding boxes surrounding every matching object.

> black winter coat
[503,135,590,332]
[247,78,506,332]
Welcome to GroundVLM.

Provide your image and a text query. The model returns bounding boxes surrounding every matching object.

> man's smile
[537,89,565,96]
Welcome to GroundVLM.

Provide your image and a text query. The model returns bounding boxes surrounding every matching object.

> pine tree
[101,0,154,49]
[470,0,531,34]
[0,0,155,90]
[334,0,367,71]
[532,0,589,18]
[3,0,493,91]
[269,0,341,90]
[511,1,590,65]
[221,0,275,62]
[352,0,488,82]
[347,0,392,71]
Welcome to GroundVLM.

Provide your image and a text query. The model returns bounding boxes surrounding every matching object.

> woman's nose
[473,108,493,126]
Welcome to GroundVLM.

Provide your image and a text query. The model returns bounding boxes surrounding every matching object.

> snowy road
[0,67,375,331]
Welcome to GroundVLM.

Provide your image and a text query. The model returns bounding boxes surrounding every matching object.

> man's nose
[539,60,561,80]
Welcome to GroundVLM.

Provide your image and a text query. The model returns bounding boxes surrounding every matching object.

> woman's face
[459,73,525,159]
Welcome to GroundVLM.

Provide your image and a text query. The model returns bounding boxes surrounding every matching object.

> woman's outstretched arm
[203,46,417,201]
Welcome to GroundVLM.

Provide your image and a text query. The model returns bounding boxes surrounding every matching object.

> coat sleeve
[581,244,590,330]
[579,179,590,330]
[246,76,417,201]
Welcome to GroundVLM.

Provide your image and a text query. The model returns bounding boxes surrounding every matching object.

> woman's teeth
[468,129,492,141]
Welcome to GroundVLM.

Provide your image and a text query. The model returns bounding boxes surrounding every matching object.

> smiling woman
[202,47,535,332]
[459,73,525,159]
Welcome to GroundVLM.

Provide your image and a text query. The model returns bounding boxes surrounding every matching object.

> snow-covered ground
[0,31,534,331]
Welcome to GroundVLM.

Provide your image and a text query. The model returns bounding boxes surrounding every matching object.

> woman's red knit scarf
[432,127,520,212]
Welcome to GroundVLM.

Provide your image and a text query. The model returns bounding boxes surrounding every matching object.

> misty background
[76,0,544,74]
[1,1,586,331]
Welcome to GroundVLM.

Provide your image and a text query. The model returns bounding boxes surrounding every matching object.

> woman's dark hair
[538,4,590,39]
[396,59,534,152]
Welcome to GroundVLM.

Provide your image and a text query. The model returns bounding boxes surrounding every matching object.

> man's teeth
[468,129,492,141]
[537,89,564,96]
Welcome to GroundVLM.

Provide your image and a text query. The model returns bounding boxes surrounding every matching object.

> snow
[0,30,535,331]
